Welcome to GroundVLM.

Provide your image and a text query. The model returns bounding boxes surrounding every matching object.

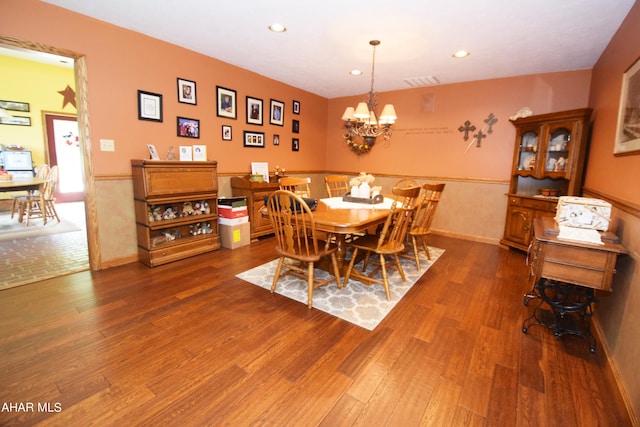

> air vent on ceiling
[403,75,440,87]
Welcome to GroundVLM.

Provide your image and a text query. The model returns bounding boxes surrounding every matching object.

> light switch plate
[100,139,115,152]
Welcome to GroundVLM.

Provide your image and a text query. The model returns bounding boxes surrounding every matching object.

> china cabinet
[230,176,280,240]
[500,108,592,251]
[132,160,220,267]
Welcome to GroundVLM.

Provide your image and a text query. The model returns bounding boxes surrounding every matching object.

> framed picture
[146,144,160,160]
[137,90,163,122]
[0,116,31,126]
[614,56,640,155]
[292,119,300,134]
[246,96,263,125]
[177,117,200,138]
[192,145,207,161]
[273,134,280,145]
[222,125,232,141]
[243,131,265,148]
[177,78,197,105]
[292,138,300,152]
[0,100,30,112]
[292,100,300,115]
[216,86,237,119]
[251,162,270,183]
[270,99,285,126]
[179,145,193,161]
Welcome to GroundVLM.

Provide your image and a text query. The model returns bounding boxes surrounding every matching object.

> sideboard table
[522,217,627,352]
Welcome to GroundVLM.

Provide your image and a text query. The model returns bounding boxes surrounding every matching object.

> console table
[522,217,627,352]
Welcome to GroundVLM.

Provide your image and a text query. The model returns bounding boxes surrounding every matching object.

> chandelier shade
[342,40,397,155]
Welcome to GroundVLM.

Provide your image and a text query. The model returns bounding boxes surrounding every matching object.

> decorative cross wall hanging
[459,113,498,152]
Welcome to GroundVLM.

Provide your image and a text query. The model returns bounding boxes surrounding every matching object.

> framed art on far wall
[270,99,284,126]
[216,86,237,119]
[177,78,197,105]
[246,96,263,125]
[0,100,30,112]
[292,138,299,152]
[177,117,199,138]
[222,125,232,141]
[244,131,265,148]
[138,90,163,122]
[614,56,640,156]
[292,100,300,115]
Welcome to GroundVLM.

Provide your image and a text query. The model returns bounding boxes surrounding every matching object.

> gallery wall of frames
[138,77,302,161]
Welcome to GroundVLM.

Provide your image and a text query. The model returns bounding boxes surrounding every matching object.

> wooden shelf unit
[500,108,592,251]
[132,160,220,267]
[230,176,280,240]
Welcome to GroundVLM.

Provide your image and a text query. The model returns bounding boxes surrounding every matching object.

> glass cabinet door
[517,130,538,172]
[544,124,573,175]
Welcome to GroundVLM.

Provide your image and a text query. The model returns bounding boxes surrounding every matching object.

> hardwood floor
[0,235,631,426]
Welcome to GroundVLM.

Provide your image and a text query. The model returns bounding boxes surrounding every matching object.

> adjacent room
[0,0,638,425]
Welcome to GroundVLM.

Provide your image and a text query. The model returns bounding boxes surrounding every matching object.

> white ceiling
[21,1,637,98]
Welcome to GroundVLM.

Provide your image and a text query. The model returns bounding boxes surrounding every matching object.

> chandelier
[342,40,397,155]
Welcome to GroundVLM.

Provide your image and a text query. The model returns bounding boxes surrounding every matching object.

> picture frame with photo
[244,131,265,148]
[216,86,237,119]
[138,90,163,122]
[269,99,284,126]
[0,100,30,112]
[179,145,193,161]
[246,96,263,125]
[192,145,207,161]
[222,125,232,141]
[292,119,300,134]
[292,100,300,115]
[177,117,200,138]
[146,144,160,160]
[273,134,280,146]
[177,78,197,105]
[0,116,31,126]
[614,56,640,156]
[251,162,270,183]
[292,138,300,152]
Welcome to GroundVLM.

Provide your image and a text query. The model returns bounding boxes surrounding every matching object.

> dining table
[0,177,47,223]
[312,197,394,268]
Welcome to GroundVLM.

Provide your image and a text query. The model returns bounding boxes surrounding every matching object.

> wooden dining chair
[19,165,60,225]
[343,185,421,300]
[265,190,341,308]
[402,183,446,269]
[279,176,312,198]
[11,164,49,220]
[324,175,349,197]
[394,178,419,188]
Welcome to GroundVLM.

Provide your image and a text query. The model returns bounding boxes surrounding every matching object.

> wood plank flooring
[0,235,632,426]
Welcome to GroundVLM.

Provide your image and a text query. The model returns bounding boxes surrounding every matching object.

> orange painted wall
[327,71,592,180]
[1,0,328,177]
[587,1,640,205]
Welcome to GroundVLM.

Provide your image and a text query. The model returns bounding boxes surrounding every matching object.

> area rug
[236,247,444,330]
[0,214,81,241]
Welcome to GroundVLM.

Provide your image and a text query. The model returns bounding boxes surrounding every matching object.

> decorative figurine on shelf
[201,223,213,234]
[148,205,162,222]
[167,146,177,161]
[181,201,195,216]
[162,206,178,220]
[193,201,210,214]
[555,157,566,171]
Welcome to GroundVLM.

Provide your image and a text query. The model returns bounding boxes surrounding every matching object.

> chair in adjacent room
[265,190,341,308]
[343,185,421,300]
[279,176,312,198]
[324,175,350,197]
[402,183,446,269]
[394,178,419,188]
[19,165,60,226]
[11,163,49,220]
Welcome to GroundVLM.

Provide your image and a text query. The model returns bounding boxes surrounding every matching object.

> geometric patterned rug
[236,247,444,330]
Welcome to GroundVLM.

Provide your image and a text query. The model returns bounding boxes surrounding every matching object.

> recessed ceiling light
[453,50,470,58]
[350,69,363,76]
[268,23,287,33]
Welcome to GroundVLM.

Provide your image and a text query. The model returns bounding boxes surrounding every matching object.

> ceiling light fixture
[342,40,397,155]
[268,23,287,33]
[453,50,470,58]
